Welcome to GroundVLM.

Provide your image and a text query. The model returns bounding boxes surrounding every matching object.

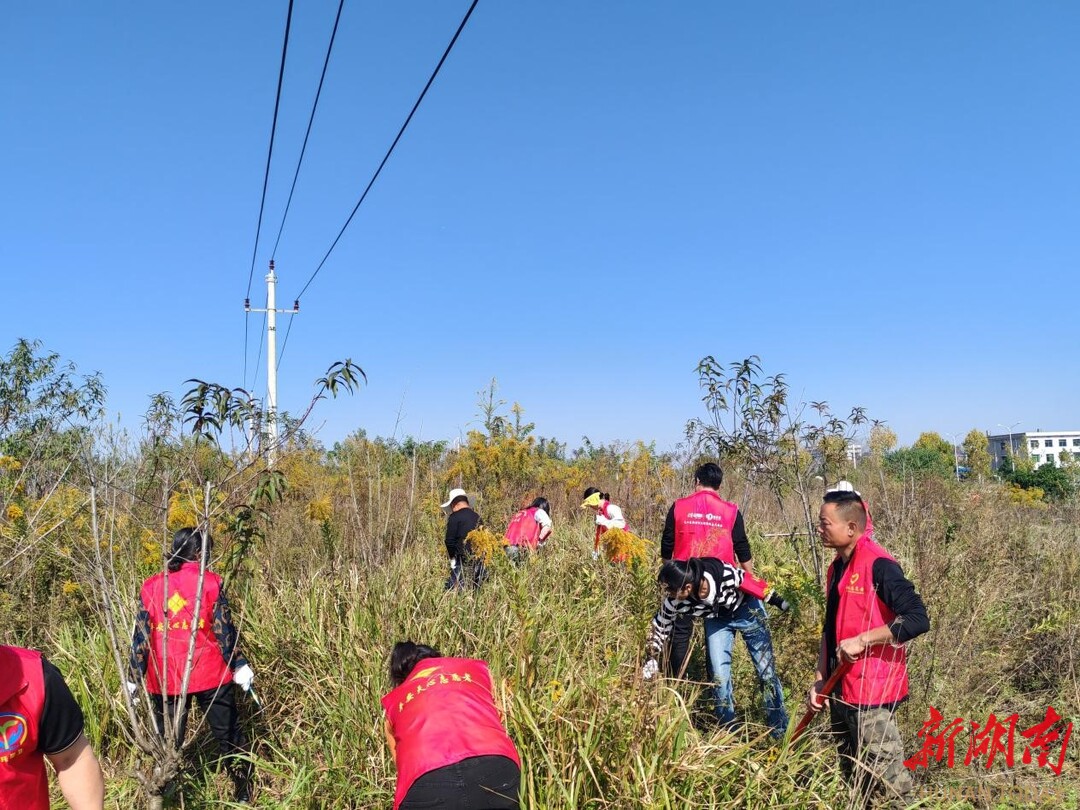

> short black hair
[449,494,469,508]
[582,487,610,501]
[823,490,867,529]
[694,462,724,489]
[388,641,442,688]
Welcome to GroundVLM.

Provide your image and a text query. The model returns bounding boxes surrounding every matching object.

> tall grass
[39,475,1080,808]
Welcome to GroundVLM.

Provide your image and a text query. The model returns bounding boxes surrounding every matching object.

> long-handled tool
[790,660,852,742]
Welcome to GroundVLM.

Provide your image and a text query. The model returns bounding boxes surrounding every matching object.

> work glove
[450,557,458,570]
[641,659,659,681]
[233,664,255,692]
[764,590,790,612]
[126,681,138,697]
[591,550,600,561]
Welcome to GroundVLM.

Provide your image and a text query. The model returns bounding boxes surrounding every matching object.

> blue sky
[3,2,1077,451]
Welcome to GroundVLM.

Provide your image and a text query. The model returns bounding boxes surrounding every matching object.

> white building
[986,430,1080,471]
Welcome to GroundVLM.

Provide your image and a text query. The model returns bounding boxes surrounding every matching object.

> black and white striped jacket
[646,558,745,659]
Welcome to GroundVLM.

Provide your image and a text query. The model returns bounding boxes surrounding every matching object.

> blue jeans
[704,599,789,737]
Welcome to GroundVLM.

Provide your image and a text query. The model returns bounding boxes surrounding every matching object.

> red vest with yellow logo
[672,491,737,563]
[141,562,232,695]
[829,534,909,706]
[382,657,520,810]
[505,507,541,549]
[0,646,49,810]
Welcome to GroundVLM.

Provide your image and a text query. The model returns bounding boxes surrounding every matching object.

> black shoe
[231,773,253,804]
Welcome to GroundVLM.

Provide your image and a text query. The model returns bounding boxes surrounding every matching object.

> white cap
[440,488,469,509]
[826,480,862,497]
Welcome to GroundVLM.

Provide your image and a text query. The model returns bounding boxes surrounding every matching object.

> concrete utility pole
[244,260,299,464]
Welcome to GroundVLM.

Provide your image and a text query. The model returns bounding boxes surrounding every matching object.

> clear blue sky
[3,2,1077,451]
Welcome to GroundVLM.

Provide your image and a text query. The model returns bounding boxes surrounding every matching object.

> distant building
[986,429,1080,471]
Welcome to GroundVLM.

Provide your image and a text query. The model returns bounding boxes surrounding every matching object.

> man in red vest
[808,490,929,807]
[660,463,788,737]
[0,644,105,809]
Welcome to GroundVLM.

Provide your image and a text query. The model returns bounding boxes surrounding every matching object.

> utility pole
[244,260,299,464]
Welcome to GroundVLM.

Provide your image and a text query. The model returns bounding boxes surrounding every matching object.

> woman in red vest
[504,496,552,563]
[128,528,254,803]
[0,645,104,810]
[382,641,520,810]
[581,487,627,560]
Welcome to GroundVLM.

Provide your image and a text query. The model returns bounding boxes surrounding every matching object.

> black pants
[152,686,252,787]
[667,613,694,677]
[401,755,520,809]
[445,555,488,591]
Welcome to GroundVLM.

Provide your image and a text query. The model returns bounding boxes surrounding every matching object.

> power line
[252,310,268,390]
[244,0,296,389]
[270,0,347,261]
[292,0,480,304]
[276,314,295,372]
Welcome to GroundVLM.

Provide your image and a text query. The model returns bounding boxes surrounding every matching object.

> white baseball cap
[826,480,862,497]
[440,488,469,509]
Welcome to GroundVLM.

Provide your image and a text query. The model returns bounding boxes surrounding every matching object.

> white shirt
[595,502,626,530]
[534,507,553,540]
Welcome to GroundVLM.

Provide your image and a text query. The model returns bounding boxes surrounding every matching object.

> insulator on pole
[244,298,251,311]
[293,300,300,312]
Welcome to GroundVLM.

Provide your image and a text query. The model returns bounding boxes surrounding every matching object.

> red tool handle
[790,659,853,742]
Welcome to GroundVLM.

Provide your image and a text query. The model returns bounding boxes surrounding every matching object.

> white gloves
[591,550,600,561]
[233,664,255,692]
[450,557,458,570]
[126,681,138,697]
[642,659,659,681]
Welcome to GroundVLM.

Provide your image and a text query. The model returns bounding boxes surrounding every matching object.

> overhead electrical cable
[270,0,347,260]
[276,0,479,373]
[244,0,296,389]
[291,0,480,304]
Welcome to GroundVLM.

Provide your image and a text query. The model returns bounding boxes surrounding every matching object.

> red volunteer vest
[382,658,520,810]
[505,507,541,549]
[672,491,738,563]
[829,534,909,706]
[141,562,232,695]
[0,646,49,810]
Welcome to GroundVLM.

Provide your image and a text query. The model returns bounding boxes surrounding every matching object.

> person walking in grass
[642,557,790,739]
[442,488,485,590]
[0,645,105,809]
[382,641,520,810]
[503,496,553,563]
[581,487,626,560]
[129,528,255,803]
[807,490,929,808]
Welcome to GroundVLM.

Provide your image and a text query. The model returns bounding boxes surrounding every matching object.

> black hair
[657,558,702,595]
[582,487,610,501]
[167,527,211,573]
[389,641,442,688]
[823,490,867,528]
[449,494,469,508]
[529,496,550,513]
[694,463,724,490]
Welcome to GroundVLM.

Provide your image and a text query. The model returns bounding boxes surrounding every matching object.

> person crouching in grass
[382,641,520,810]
